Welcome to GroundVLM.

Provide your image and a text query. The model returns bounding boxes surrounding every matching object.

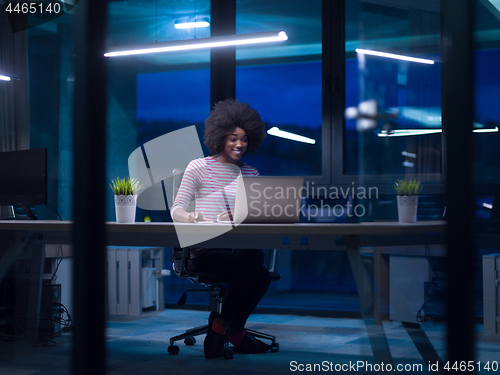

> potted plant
[394,178,422,223]
[110,177,143,223]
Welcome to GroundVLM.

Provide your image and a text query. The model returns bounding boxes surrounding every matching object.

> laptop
[233,176,304,223]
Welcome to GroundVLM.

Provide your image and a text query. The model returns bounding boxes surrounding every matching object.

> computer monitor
[0,148,47,220]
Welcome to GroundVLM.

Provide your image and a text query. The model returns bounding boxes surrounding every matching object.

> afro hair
[204,99,266,155]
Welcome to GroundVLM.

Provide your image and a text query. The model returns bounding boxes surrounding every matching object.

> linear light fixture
[401,151,417,158]
[356,48,435,65]
[174,21,210,29]
[483,202,493,210]
[104,30,288,57]
[473,127,499,133]
[378,127,499,137]
[0,73,20,81]
[378,129,441,137]
[267,127,316,144]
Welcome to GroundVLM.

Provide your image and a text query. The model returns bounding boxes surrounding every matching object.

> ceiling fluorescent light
[401,151,417,158]
[105,30,288,57]
[378,129,441,137]
[174,21,210,29]
[267,127,316,144]
[473,127,499,133]
[0,73,20,81]
[379,127,499,137]
[356,48,435,65]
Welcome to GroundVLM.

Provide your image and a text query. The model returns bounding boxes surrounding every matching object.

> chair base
[168,324,279,355]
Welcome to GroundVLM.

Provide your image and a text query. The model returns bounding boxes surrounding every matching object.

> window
[236,0,324,177]
[343,1,442,189]
[136,68,210,149]
[237,61,322,175]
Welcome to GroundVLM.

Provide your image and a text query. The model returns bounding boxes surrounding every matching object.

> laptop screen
[234,176,304,223]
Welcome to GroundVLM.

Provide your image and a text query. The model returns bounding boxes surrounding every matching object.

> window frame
[328,0,444,196]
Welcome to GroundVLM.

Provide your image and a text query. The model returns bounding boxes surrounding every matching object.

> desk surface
[0,220,446,249]
[0,220,446,234]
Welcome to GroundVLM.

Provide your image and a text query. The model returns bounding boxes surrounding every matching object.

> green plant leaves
[110,177,143,196]
[394,178,422,196]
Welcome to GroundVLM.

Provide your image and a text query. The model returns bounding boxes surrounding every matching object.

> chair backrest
[172,168,196,212]
[171,171,196,279]
[172,168,184,199]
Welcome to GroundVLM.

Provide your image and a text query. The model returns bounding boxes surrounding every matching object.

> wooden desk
[0,219,445,247]
[1,220,446,317]
[0,220,446,315]
[0,220,446,363]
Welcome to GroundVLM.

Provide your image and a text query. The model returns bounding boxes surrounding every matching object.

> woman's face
[220,127,248,164]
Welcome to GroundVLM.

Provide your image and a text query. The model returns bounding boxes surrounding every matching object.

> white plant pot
[397,195,418,223]
[114,195,137,223]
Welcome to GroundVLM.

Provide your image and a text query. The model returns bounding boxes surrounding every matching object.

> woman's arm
[170,160,210,223]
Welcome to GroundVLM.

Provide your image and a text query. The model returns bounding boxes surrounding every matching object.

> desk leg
[25,243,45,344]
[344,236,378,318]
[373,247,390,324]
[345,235,395,368]
[155,249,164,311]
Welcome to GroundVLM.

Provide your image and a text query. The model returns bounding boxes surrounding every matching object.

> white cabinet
[107,247,164,315]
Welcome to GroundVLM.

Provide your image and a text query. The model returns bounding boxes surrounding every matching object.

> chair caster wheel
[271,342,279,352]
[223,348,234,359]
[168,345,179,355]
[184,337,196,346]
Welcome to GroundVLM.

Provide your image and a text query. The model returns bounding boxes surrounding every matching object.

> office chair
[168,246,280,357]
[167,169,280,358]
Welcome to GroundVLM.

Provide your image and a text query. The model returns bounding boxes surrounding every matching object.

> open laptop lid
[234,176,304,223]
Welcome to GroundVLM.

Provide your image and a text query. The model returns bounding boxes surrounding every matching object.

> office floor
[1,309,498,375]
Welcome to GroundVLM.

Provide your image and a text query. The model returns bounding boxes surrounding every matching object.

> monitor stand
[20,205,37,220]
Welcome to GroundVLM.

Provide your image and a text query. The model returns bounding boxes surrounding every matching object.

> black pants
[191,248,271,332]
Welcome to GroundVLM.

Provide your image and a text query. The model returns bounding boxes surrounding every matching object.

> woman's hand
[187,211,208,223]
[217,210,234,222]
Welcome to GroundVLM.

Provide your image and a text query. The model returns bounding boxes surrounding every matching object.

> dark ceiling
[29,0,500,67]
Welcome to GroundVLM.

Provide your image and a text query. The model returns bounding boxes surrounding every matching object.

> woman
[170,99,272,359]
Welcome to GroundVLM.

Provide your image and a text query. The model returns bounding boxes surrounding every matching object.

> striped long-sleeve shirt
[170,156,259,257]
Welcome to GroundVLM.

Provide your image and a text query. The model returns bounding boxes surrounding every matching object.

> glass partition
[104,0,212,310]
[105,1,211,223]
[4,0,494,373]
[474,0,500,365]
[0,4,75,374]
[345,0,447,370]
